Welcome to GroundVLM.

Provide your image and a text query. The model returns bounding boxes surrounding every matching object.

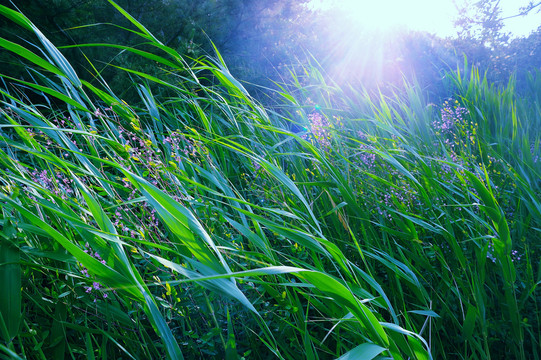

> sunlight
[311,0,457,86]
[338,0,455,35]
[310,0,457,36]
[343,0,409,32]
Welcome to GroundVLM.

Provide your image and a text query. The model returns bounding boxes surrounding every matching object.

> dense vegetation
[2,0,541,98]
[0,2,540,359]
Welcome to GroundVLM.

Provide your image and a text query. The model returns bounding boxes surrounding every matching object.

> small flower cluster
[487,242,497,263]
[487,242,522,263]
[358,149,376,171]
[164,131,198,160]
[93,106,113,118]
[50,116,84,152]
[252,160,261,172]
[119,127,162,167]
[511,249,522,262]
[79,244,110,302]
[357,132,376,171]
[30,169,74,200]
[121,177,137,201]
[112,207,128,231]
[531,143,539,163]
[375,205,391,220]
[433,100,469,136]
[51,116,69,128]
[433,150,465,178]
[110,201,159,239]
[307,112,331,148]
[383,182,419,215]
[25,127,55,149]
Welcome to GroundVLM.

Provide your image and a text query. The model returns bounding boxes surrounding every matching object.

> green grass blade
[336,343,386,360]
[0,220,21,342]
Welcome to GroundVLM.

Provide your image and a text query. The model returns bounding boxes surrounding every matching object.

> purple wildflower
[308,112,331,148]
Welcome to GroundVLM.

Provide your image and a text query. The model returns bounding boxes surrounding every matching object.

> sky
[309,0,541,38]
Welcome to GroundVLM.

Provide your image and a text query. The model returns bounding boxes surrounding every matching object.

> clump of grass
[0,2,539,359]
[275,61,540,359]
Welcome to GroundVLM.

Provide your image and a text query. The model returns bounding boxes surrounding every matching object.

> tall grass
[0,2,539,359]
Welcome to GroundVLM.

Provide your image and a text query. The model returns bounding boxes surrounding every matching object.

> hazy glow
[310,0,541,38]
[337,0,456,36]
[317,21,406,85]
[500,0,541,37]
[308,0,541,86]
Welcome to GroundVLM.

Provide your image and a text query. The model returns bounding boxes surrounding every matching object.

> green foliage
[0,0,317,103]
[0,2,539,359]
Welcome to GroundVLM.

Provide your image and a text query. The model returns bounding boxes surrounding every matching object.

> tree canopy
[1,0,540,100]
